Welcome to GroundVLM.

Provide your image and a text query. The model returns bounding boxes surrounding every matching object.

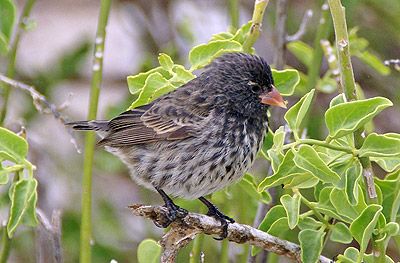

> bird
[67,52,286,238]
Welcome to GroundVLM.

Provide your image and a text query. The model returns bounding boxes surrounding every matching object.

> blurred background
[1,0,399,262]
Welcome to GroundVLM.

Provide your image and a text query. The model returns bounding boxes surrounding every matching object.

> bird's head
[202,52,286,119]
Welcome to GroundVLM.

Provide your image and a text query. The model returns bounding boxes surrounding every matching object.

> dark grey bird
[67,52,286,238]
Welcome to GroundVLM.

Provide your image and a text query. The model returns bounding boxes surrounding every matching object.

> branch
[35,209,63,263]
[286,9,313,42]
[129,204,332,263]
[242,0,270,53]
[0,75,80,152]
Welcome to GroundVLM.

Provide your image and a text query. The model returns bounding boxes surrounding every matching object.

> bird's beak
[259,85,287,109]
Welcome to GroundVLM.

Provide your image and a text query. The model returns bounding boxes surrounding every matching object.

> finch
[67,52,286,238]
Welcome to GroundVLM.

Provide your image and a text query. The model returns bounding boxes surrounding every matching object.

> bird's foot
[154,187,188,228]
[199,197,235,240]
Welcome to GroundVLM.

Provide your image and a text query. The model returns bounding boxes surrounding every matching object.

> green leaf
[280,193,301,229]
[372,156,400,173]
[0,127,28,163]
[258,205,287,233]
[258,149,306,191]
[284,89,315,138]
[266,217,289,236]
[359,133,400,157]
[363,254,395,263]
[287,41,313,68]
[254,213,289,255]
[238,174,271,204]
[382,222,399,237]
[148,84,175,103]
[259,130,274,159]
[349,204,382,256]
[266,149,284,173]
[330,156,355,190]
[337,247,359,262]
[330,93,346,108]
[231,21,252,44]
[345,161,362,205]
[127,67,170,95]
[189,40,242,71]
[158,53,174,73]
[330,222,352,244]
[209,32,234,42]
[271,69,300,97]
[8,179,38,236]
[22,191,38,227]
[298,216,323,230]
[283,173,319,189]
[299,229,325,263]
[0,151,18,163]
[355,50,390,76]
[294,145,340,183]
[375,174,400,223]
[317,77,337,94]
[271,126,285,152]
[172,65,195,83]
[137,239,162,263]
[129,72,169,109]
[0,164,10,184]
[325,97,393,139]
[0,31,9,55]
[313,187,350,223]
[330,188,363,221]
[0,0,16,55]
[0,0,16,39]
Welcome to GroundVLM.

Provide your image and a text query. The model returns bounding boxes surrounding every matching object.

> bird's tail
[65,120,110,132]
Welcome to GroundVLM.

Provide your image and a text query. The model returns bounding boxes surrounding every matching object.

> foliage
[124,11,400,263]
[0,128,37,236]
[1,0,400,262]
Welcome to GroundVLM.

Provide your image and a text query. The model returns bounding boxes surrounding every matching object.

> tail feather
[66,120,110,132]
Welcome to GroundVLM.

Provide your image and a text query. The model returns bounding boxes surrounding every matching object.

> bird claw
[198,198,234,239]
[206,209,234,240]
[153,202,188,228]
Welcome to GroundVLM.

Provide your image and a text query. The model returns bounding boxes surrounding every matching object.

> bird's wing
[97,99,205,147]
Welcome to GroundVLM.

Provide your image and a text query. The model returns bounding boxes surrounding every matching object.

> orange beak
[259,85,287,109]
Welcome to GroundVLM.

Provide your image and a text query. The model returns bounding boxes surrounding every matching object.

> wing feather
[97,99,208,147]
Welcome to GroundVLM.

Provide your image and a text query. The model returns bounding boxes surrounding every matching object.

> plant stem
[242,0,270,53]
[0,0,36,125]
[0,173,20,263]
[299,194,330,227]
[327,0,357,101]
[0,226,11,263]
[227,0,240,31]
[282,138,354,154]
[189,233,204,263]
[328,0,383,260]
[305,1,332,92]
[79,0,112,263]
[273,0,287,68]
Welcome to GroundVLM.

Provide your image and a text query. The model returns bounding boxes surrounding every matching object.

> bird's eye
[251,85,261,93]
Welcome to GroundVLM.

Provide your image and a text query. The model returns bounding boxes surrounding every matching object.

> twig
[328,0,383,261]
[0,75,80,153]
[79,0,112,262]
[129,204,332,263]
[273,0,288,69]
[0,0,36,125]
[242,0,270,53]
[286,10,313,42]
[35,209,63,263]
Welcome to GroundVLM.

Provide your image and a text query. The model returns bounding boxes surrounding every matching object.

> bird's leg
[198,196,235,239]
[155,187,188,228]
